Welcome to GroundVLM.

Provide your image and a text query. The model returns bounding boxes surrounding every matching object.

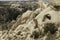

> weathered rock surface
[49,0,60,6]
[8,5,60,40]
[0,1,60,40]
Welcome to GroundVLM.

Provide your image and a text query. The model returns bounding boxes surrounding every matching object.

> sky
[0,0,48,1]
[0,0,49,3]
[0,0,32,1]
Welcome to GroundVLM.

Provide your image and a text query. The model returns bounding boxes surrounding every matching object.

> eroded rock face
[0,2,60,40]
[6,5,60,40]
[0,2,40,31]
[49,0,60,6]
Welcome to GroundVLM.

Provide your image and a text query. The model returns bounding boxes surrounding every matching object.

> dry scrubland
[0,1,60,40]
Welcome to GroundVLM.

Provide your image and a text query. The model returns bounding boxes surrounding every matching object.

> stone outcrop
[0,1,60,40]
[49,0,60,6]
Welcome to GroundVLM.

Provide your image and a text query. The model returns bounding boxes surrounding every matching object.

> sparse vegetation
[44,23,58,34]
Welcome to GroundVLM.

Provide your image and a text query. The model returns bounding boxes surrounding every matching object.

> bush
[44,23,58,34]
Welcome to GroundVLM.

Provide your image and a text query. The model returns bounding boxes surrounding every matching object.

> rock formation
[0,1,60,40]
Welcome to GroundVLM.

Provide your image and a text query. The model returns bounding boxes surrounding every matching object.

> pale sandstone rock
[1,2,60,40]
[9,8,42,32]
[9,6,60,40]
[49,0,60,6]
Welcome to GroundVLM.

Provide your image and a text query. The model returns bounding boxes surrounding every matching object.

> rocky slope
[0,1,60,40]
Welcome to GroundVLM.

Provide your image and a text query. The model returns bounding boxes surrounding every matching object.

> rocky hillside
[0,1,60,40]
